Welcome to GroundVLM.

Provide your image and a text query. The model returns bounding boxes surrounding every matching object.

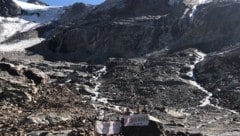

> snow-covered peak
[13,0,49,11]
[20,7,64,23]
[0,0,65,52]
[11,0,65,23]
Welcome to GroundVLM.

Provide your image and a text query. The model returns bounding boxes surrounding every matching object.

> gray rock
[0,62,23,76]
[25,112,72,125]
[24,68,49,84]
[0,0,21,17]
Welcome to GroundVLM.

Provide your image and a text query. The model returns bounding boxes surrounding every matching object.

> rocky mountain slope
[29,0,190,63]
[173,1,240,52]
[0,0,240,135]
[0,0,21,17]
[195,45,240,112]
[28,0,240,63]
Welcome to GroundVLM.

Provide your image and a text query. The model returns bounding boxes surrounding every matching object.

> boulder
[0,62,15,71]
[75,84,95,95]
[123,120,165,136]
[0,62,22,76]
[24,68,49,84]
[24,112,72,125]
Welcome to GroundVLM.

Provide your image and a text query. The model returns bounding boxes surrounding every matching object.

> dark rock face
[60,3,94,23]
[28,0,189,63]
[24,68,48,84]
[89,0,187,18]
[28,1,240,64]
[123,121,165,136]
[173,2,240,52]
[0,61,22,76]
[0,0,21,17]
[0,62,13,71]
[29,16,172,63]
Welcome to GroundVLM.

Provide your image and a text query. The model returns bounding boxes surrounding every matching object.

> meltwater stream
[186,50,215,107]
[189,0,213,22]
[89,50,238,116]
[186,50,238,114]
[89,66,130,115]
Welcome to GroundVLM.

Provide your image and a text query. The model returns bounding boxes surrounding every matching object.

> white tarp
[124,114,149,127]
[95,120,121,135]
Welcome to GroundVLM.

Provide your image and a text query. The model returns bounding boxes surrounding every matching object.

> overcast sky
[29,0,105,6]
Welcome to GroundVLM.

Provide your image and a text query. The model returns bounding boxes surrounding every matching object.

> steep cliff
[172,2,240,52]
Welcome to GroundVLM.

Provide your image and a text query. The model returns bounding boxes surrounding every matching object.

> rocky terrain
[1,48,239,136]
[0,0,240,135]
[195,45,240,112]
[0,58,102,135]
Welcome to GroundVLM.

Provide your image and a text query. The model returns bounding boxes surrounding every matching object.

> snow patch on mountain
[188,0,212,21]
[184,50,236,112]
[0,38,44,51]
[0,17,38,42]
[20,7,64,23]
[13,0,64,23]
[13,0,49,10]
[184,50,213,107]
[0,0,64,51]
